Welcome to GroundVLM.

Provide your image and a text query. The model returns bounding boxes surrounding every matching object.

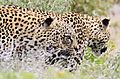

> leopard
[0,5,110,71]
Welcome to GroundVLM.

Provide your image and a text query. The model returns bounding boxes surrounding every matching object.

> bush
[0,0,114,15]
[0,0,72,13]
[70,0,114,16]
[45,52,120,79]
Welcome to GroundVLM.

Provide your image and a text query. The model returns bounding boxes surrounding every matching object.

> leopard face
[47,13,110,56]
[88,29,110,56]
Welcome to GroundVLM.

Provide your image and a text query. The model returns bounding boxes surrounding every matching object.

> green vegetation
[0,0,119,79]
[0,0,114,15]
[70,0,114,16]
[0,51,120,79]
[0,72,36,79]
[45,52,120,79]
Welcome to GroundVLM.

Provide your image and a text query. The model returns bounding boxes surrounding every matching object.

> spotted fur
[0,5,110,71]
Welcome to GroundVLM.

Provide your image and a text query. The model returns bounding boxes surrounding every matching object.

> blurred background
[0,0,120,79]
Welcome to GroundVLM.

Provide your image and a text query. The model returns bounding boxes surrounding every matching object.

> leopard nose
[100,47,107,54]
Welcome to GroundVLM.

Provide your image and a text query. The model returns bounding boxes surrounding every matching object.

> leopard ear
[102,18,110,27]
[42,17,53,27]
